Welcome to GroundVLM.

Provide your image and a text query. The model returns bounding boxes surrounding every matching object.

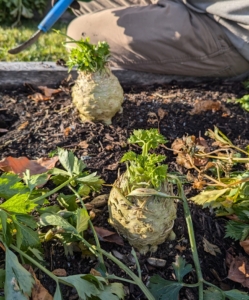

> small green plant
[65,37,110,73]
[228,78,249,112]
[234,94,249,112]
[121,128,168,191]
[0,0,46,26]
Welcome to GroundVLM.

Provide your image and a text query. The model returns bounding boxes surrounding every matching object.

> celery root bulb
[108,173,177,254]
[72,68,124,125]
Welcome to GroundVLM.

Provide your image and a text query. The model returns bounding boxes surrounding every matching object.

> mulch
[0,78,249,299]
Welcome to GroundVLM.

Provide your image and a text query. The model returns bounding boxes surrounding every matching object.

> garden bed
[0,76,249,299]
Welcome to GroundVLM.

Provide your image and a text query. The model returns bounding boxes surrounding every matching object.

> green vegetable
[108,129,176,254]
[120,128,168,192]
[66,37,110,73]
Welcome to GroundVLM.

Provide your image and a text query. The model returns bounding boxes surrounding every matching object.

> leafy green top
[121,129,168,191]
[66,37,110,73]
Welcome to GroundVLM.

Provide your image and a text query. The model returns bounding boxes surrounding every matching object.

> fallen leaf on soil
[192,179,207,190]
[0,156,58,176]
[157,108,167,120]
[24,264,53,300]
[64,127,71,136]
[226,253,249,288]
[37,157,58,170]
[189,100,230,115]
[17,121,29,131]
[28,93,51,101]
[89,211,95,220]
[90,194,108,208]
[78,141,89,148]
[172,136,210,169]
[38,86,61,97]
[104,162,119,170]
[148,112,158,119]
[94,226,124,246]
[105,144,114,150]
[240,240,249,255]
[203,237,221,256]
[52,268,67,277]
[90,269,102,277]
[175,244,186,252]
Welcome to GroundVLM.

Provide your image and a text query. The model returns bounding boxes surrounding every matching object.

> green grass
[0,20,68,62]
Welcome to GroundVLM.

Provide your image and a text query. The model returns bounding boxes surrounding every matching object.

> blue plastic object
[38,0,75,32]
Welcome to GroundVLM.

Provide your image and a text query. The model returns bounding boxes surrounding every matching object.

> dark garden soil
[1,78,249,299]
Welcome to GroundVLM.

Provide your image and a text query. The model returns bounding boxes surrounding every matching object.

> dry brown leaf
[37,156,58,170]
[172,136,209,169]
[38,86,61,97]
[64,127,71,137]
[240,240,249,255]
[105,144,114,151]
[0,156,58,176]
[24,264,53,300]
[90,269,102,277]
[189,100,230,115]
[203,237,221,256]
[148,112,158,119]
[89,211,96,220]
[17,121,29,131]
[52,268,67,277]
[28,93,51,102]
[192,179,207,190]
[105,162,119,171]
[94,226,124,246]
[175,244,186,253]
[157,108,167,120]
[78,141,89,149]
[226,253,249,288]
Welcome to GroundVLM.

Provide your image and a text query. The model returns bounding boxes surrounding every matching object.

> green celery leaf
[22,171,48,192]
[148,274,183,300]
[58,148,86,177]
[77,172,102,183]
[0,269,5,289]
[76,208,89,234]
[172,256,192,282]
[203,287,223,300]
[54,283,63,300]
[15,214,37,229]
[224,289,249,300]
[0,210,12,246]
[190,188,229,207]
[58,274,103,299]
[13,219,40,249]
[225,221,249,241]
[128,129,167,151]
[37,205,61,215]
[97,282,125,300]
[27,247,44,261]
[39,213,78,234]
[0,173,28,200]
[0,193,37,214]
[57,193,78,211]
[120,151,137,163]
[5,247,35,299]
[49,168,70,179]
[58,148,75,176]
